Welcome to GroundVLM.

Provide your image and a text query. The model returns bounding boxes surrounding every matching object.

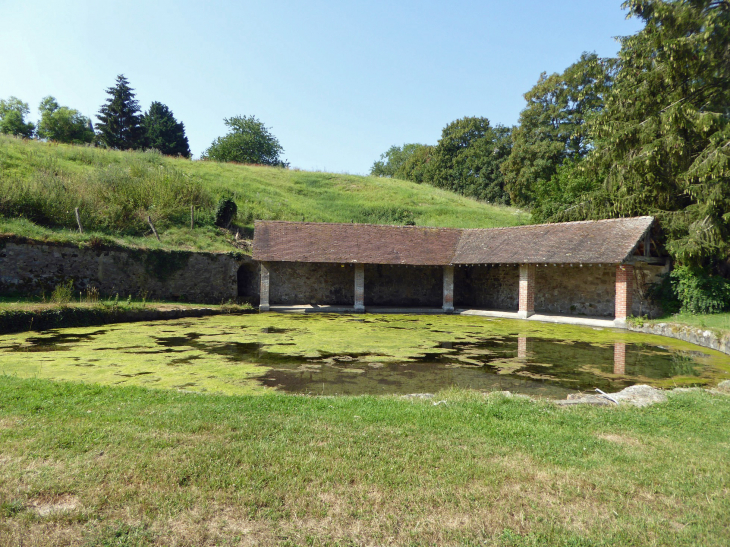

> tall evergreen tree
[141,102,191,157]
[584,0,730,265]
[95,74,143,150]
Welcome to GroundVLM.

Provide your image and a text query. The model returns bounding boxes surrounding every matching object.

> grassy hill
[0,135,530,252]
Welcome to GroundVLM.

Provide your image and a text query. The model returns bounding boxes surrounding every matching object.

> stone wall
[454,265,519,310]
[268,262,354,305]
[0,239,253,304]
[535,263,665,318]
[364,264,442,307]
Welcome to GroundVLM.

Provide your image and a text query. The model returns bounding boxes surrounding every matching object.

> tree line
[370,0,730,312]
[0,75,288,165]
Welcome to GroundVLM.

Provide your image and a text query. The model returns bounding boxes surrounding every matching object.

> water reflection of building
[614,342,626,375]
[517,337,531,360]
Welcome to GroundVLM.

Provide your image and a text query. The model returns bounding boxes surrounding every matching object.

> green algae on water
[0,314,729,396]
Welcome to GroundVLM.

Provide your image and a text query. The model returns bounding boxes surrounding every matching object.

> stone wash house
[252,216,666,327]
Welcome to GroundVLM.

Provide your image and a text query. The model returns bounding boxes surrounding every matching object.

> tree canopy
[501,52,615,206]
[203,115,286,166]
[37,96,94,144]
[95,75,144,150]
[580,0,730,265]
[141,102,191,157]
[0,97,35,138]
[370,144,427,178]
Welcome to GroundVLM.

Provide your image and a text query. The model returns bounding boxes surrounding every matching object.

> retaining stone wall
[0,240,252,304]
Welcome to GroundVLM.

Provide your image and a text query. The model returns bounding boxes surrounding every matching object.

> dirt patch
[598,433,644,447]
[30,495,79,517]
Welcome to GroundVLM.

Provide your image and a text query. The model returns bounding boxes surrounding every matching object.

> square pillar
[259,262,270,312]
[354,263,365,312]
[443,265,454,313]
[614,264,634,327]
[518,264,535,319]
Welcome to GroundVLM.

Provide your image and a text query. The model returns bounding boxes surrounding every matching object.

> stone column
[442,265,454,313]
[354,263,365,312]
[614,264,634,327]
[614,342,626,375]
[518,264,535,319]
[259,262,270,312]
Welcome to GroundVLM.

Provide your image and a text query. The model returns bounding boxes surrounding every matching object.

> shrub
[50,279,74,305]
[214,197,238,228]
[670,265,730,314]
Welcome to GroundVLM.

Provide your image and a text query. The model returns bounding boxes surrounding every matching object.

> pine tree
[95,75,143,150]
[141,102,191,157]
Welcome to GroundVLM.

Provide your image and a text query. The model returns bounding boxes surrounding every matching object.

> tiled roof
[453,217,655,265]
[252,221,461,265]
[253,217,654,265]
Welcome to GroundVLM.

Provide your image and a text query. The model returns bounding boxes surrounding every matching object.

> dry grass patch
[597,433,644,447]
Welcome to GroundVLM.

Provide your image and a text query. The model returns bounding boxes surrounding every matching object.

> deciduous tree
[501,53,615,206]
[37,96,94,144]
[203,115,286,166]
[0,96,35,138]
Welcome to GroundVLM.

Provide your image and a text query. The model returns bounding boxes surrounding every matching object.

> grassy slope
[0,377,728,546]
[0,136,529,252]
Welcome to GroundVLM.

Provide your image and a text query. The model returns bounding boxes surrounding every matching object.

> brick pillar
[354,263,365,312]
[442,265,454,313]
[518,264,535,319]
[259,262,270,312]
[614,342,626,375]
[614,264,634,327]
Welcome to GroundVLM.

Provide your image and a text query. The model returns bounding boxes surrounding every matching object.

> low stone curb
[628,322,730,356]
[0,306,256,335]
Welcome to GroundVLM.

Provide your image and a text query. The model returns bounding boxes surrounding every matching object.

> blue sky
[1,0,643,174]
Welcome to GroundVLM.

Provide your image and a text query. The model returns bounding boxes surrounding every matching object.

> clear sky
[1,0,643,174]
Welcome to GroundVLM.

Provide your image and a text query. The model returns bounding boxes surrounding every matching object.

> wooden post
[147,216,161,241]
[190,205,195,230]
[74,207,83,234]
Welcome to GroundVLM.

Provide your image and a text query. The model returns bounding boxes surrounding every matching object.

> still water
[0,314,728,397]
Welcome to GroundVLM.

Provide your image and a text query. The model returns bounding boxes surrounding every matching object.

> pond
[1,314,728,397]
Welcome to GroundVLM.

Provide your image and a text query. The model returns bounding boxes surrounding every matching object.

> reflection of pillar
[518,337,528,360]
[443,265,454,313]
[259,262,270,312]
[354,263,365,312]
[518,264,535,319]
[614,342,626,375]
[614,264,634,327]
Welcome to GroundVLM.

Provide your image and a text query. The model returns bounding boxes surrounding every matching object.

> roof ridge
[254,219,462,230]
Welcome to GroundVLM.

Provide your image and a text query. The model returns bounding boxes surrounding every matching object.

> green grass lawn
[0,136,530,252]
[0,377,728,546]
[647,312,730,336]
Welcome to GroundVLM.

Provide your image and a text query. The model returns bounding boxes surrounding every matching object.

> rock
[556,384,667,407]
[610,385,667,407]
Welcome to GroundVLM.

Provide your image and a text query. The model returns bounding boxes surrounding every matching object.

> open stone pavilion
[252,216,665,328]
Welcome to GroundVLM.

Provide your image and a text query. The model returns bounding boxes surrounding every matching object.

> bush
[50,279,74,305]
[214,197,238,228]
[670,265,730,314]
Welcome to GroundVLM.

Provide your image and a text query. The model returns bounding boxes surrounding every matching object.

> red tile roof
[253,217,654,266]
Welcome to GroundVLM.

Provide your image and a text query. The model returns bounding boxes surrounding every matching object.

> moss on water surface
[1,314,729,396]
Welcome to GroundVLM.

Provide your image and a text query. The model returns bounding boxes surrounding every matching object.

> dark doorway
[237,263,257,298]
